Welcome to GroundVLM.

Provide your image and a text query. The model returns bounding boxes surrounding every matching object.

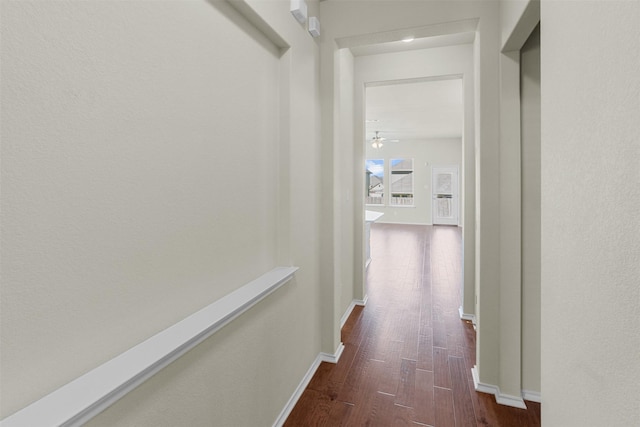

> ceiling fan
[371,131,399,148]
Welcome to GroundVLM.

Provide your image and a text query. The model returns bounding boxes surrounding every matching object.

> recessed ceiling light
[401,37,415,43]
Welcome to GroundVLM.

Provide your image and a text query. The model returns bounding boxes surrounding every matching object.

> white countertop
[365,210,384,223]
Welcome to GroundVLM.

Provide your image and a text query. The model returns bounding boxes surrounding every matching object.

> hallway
[285,224,541,426]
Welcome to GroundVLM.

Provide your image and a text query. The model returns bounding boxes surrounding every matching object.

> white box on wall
[308,16,320,38]
[290,0,307,24]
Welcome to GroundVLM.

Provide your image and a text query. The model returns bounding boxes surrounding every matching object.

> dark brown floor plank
[324,401,354,427]
[374,340,403,395]
[417,330,434,371]
[395,358,417,407]
[401,310,421,360]
[306,361,334,392]
[368,359,394,396]
[368,392,397,426]
[341,305,363,341]
[433,347,451,389]
[283,388,332,427]
[432,320,447,348]
[450,356,476,427]
[434,387,456,427]
[343,385,378,425]
[337,347,373,404]
[412,369,435,426]
[392,401,414,426]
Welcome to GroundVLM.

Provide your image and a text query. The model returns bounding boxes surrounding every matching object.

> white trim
[0,267,299,427]
[355,295,368,306]
[458,306,476,325]
[320,343,345,364]
[471,366,495,394]
[377,221,431,226]
[522,390,541,403]
[272,343,344,427]
[272,354,322,427]
[365,210,384,223]
[501,0,540,52]
[471,366,527,409]
[496,392,527,409]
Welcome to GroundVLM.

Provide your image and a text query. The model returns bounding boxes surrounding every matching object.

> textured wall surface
[520,24,541,396]
[337,49,356,320]
[541,1,640,425]
[1,0,323,424]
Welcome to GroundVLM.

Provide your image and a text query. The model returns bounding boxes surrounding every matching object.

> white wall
[492,0,542,404]
[541,1,640,425]
[0,0,324,425]
[470,2,504,396]
[365,138,462,225]
[520,24,540,396]
[336,48,357,326]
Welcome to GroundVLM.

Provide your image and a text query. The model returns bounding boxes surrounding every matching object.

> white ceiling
[351,32,475,57]
[336,19,474,144]
[365,77,464,143]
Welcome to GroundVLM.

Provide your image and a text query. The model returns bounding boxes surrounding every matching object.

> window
[390,158,414,206]
[366,159,384,205]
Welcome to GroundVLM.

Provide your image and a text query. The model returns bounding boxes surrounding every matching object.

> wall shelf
[0,267,298,427]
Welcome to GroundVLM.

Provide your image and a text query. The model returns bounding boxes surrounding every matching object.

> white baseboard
[495,391,528,409]
[471,366,528,409]
[522,389,541,403]
[272,355,322,427]
[340,297,368,328]
[356,295,368,306]
[341,301,358,328]
[272,343,344,427]
[471,366,496,394]
[320,343,345,364]
[458,306,476,325]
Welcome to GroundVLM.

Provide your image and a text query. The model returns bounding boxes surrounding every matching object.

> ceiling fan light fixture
[371,131,384,149]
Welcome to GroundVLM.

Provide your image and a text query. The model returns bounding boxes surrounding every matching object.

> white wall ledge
[0,266,298,427]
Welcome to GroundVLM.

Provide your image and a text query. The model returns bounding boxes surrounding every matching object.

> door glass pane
[436,173,452,194]
[437,198,452,218]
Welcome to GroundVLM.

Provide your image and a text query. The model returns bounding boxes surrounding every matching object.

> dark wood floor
[285,223,541,426]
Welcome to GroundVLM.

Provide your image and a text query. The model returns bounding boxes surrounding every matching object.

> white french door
[432,166,459,225]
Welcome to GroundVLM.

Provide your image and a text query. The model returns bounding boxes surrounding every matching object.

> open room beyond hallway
[285,224,541,426]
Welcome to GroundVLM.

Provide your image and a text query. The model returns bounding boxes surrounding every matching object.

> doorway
[350,39,476,331]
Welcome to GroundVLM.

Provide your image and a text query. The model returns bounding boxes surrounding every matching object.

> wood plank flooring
[285,223,541,427]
